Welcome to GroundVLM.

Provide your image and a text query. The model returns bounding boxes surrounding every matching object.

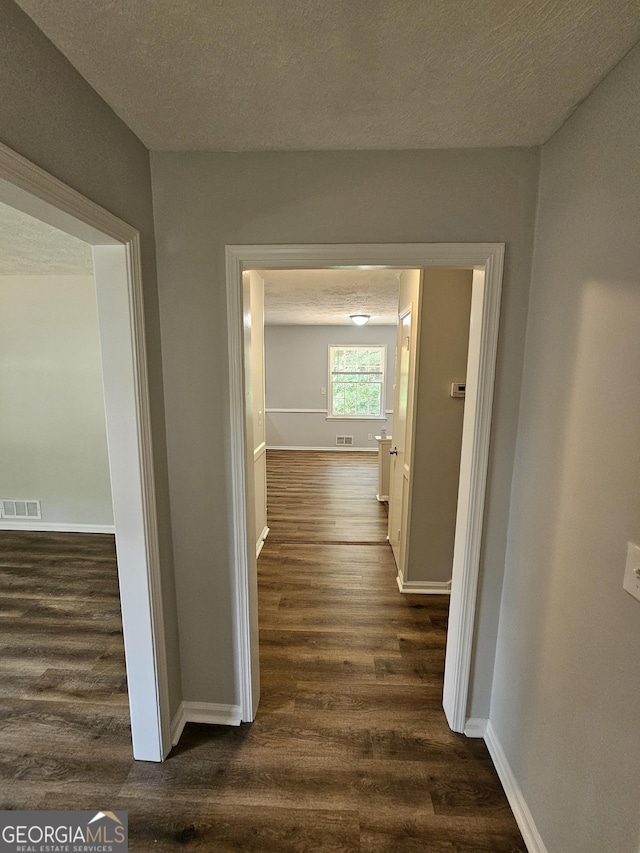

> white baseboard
[464,717,488,737]
[256,525,270,558]
[266,445,377,452]
[376,493,389,502]
[396,575,452,595]
[484,721,549,853]
[0,521,115,534]
[171,701,243,746]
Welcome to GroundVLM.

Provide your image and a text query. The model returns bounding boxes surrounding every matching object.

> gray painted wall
[150,147,539,712]
[0,275,113,527]
[0,2,181,717]
[491,43,640,852]
[265,324,397,449]
[406,268,472,584]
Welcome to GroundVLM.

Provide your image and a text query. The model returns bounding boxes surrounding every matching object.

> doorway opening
[257,266,402,554]
[0,202,132,767]
[0,141,171,761]
[226,243,504,733]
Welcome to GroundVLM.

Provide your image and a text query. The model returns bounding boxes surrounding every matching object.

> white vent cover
[336,435,354,446]
[1,499,42,519]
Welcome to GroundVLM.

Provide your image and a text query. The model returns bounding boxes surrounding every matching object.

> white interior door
[388,269,422,580]
[388,307,412,568]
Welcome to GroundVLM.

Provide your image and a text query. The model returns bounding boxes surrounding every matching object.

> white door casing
[242,271,263,717]
[0,141,171,761]
[226,243,504,734]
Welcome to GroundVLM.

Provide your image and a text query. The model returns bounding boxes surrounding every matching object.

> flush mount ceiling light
[350,314,370,326]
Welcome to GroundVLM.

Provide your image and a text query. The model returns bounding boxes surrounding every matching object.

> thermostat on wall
[451,383,466,398]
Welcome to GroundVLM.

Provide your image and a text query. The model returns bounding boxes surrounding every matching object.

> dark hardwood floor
[0,453,526,851]
[0,531,132,812]
[265,450,389,544]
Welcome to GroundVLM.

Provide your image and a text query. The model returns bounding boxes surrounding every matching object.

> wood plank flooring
[254,451,526,851]
[0,531,133,812]
[0,453,526,851]
[266,450,389,544]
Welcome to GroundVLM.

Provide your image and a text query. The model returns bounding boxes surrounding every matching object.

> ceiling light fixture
[350,314,370,326]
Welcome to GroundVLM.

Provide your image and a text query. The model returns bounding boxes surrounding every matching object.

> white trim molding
[396,576,452,595]
[0,141,171,762]
[253,441,267,461]
[0,522,116,534]
[485,722,550,853]
[464,717,488,738]
[171,701,243,746]
[325,416,388,422]
[266,445,377,452]
[265,407,327,414]
[226,243,504,731]
[256,525,270,558]
[442,260,504,733]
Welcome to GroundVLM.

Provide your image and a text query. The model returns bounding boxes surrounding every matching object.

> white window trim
[327,344,387,420]
[325,415,388,421]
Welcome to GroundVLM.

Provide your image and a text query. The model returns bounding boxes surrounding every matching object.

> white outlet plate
[623,542,640,603]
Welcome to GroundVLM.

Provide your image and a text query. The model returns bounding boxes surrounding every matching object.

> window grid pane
[329,345,385,417]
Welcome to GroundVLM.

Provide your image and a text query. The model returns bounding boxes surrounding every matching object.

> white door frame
[226,242,504,733]
[0,141,171,761]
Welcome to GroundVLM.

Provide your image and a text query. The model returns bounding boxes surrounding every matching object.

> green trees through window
[329,345,385,417]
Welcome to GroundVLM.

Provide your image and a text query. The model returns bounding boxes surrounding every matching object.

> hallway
[255,449,526,851]
[0,453,525,851]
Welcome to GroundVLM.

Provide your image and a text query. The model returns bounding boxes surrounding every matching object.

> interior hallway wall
[0,1,182,717]
[265,324,397,450]
[150,147,539,713]
[0,274,113,528]
[406,268,472,585]
[490,41,640,853]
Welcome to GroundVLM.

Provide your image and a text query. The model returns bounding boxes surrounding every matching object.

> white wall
[0,274,113,528]
[150,147,539,711]
[490,42,640,852]
[265,324,397,450]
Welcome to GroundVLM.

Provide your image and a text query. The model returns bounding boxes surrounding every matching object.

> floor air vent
[1,499,42,520]
[336,435,354,446]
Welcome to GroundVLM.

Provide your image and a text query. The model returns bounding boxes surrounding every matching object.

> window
[328,345,386,418]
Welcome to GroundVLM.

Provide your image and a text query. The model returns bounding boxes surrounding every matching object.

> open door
[388,270,421,581]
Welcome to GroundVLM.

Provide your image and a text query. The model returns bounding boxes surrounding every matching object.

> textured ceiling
[15,0,640,150]
[262,269,402,325]
[0,202,93,275]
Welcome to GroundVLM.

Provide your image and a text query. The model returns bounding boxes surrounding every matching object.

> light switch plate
[623,542,640,602]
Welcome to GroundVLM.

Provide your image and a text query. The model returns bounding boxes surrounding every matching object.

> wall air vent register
[1,499,42,519]
[336,436,354,446]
